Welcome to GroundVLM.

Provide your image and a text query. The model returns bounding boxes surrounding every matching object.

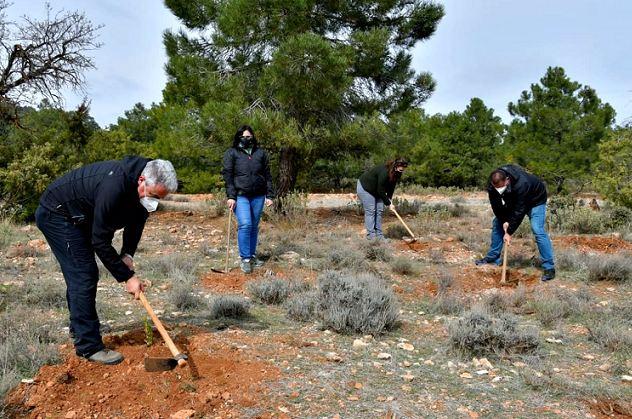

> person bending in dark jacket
[475,164,556,281]
[221,125,274,274]
[357,158,409,240]
[35,157,178,365]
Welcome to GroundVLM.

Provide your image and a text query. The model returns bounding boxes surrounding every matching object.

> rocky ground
[1,193,631,418]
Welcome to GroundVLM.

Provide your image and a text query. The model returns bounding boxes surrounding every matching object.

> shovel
[139,292,188,371]
[390,206,418,243]
[211,209,233,274]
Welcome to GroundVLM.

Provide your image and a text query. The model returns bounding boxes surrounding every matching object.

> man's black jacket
[40,156,151,282]
[487,164,547,235]
[221,146,274,200]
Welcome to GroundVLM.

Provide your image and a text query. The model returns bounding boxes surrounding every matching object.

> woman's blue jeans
[234,195,265,260]
[484,203,555,270]
[357,180,384,239]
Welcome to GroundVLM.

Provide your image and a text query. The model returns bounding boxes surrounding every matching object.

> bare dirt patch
[5,329,280,418]
[455,266,540,293]
[554,235,632,254]
[201,271,250,294]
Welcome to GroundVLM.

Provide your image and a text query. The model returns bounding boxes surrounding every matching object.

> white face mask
[495,186,507,195]
[140,183,159,212]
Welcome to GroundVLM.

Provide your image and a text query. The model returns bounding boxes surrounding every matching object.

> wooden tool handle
[500,242,509,284]
[225,209,232,273]
[139,292,187,367]
[391,206,417,239]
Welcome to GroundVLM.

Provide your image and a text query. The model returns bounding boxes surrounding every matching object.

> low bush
[360,241,391,262]
[384,224,408,240]
[483,287,528,314]
[586,254,632,282]
[0,219,20,250]
[150,253,199,278]
[208,295,251,319]
[556,249,587,271]
[21,277,66,309]
[391,198,422,216]
[247,277,291,305]
[317,270,399,335]
[448,203,471,218]
[391,257,416,275]
[435,272,454,294]
[429,293,464,315]
[550,207,608,234]
[285,291,318,322]
[168,278,203,311]
[530,288,590,327]
[322,246,368,272]
[0,306,64,400]
[448,306,540,357]
[587,317,632,353]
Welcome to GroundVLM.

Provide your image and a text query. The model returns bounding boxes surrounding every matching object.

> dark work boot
[541,269,556,282]
[87,349,124,365]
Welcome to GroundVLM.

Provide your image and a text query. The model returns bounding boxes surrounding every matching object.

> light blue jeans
[485,203,555,270]
[234,195,265,260]
[357,180,384,239]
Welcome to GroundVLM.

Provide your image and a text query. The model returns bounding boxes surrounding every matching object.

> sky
[6,1,632,126]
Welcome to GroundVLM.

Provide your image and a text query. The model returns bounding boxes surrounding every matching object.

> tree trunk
[276,146,300,203]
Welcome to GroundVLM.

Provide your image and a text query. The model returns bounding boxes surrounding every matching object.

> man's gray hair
[142,159,178,193]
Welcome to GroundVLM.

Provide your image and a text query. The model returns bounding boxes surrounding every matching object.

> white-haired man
[35,157,178,365]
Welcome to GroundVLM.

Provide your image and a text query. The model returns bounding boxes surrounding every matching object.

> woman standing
[357,158,408,240]
[221,125,274,273]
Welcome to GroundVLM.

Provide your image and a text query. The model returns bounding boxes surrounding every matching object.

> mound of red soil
[555,235,632,254]
[456,266,540,292]
[201,271,250,294]
[5,329,279,418]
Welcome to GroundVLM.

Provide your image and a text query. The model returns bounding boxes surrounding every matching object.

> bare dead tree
[0,1,102,115]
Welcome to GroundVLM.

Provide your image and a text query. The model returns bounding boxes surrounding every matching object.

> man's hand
[227,199,236,210]
[125,275,145,300]
[265,198,273,207]
[502,222,511,244]
[387,204,395,212]
[122,254,134,270]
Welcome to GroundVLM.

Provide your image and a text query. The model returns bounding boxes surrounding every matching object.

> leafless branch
[0,2,102,109]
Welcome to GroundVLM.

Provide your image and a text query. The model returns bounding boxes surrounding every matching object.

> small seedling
[144,317,154,347]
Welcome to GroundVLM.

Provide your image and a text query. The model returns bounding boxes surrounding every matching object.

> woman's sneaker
[251,256,265,268]
[240,258,253,274]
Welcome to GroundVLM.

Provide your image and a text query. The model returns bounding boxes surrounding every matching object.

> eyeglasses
[240,136,253,140]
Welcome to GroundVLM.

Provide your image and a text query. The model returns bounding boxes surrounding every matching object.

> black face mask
[393,170,403,181]
[239,136,254,148]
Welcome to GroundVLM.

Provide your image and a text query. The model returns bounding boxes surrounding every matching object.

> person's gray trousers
[357,179,384,239]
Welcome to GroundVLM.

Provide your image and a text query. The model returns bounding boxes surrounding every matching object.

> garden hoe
[211,209,233,274]
[390,206,418,243]
[139,291,188,372]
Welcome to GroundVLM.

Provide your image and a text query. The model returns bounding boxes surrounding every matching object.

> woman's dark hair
[232,125,257,148]
[385,157,409,182]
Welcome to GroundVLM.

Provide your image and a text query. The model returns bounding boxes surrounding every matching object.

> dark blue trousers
[35,205,105,357]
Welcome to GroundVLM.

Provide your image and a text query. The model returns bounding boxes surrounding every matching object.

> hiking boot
[87,349,124,365]
[240,258,253,274]
[251,256,265,268]
[475,257,498,266]
[541,269,556,282]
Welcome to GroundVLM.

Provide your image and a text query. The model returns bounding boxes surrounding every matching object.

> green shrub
[384,224,408,240]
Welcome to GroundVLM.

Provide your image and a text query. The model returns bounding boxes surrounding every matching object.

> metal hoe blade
[144,357,177,372]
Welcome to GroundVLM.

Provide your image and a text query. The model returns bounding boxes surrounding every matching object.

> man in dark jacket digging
[35,157,178,364]
[475,164,556,281]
